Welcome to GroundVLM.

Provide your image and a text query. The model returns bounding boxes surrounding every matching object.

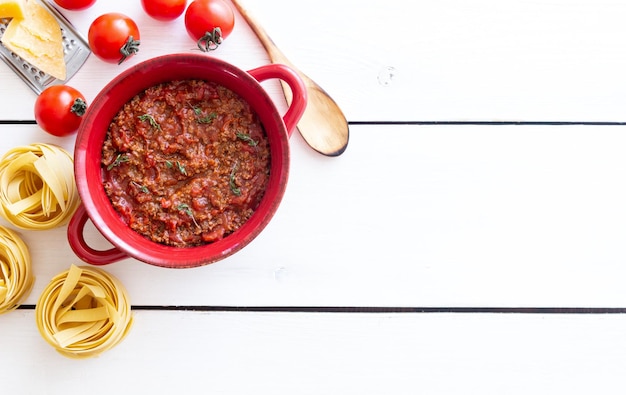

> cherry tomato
[88,13,140,65]
[53,0,96,10]
[34,86,87,137]
[141,0,187,21]
[184,0,235,52]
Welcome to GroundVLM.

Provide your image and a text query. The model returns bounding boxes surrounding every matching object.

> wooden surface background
[2,0,626,393]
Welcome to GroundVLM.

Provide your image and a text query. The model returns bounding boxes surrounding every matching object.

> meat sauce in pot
[102,79,270,247]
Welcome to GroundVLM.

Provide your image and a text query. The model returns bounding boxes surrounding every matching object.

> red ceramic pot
[68,54,307,268]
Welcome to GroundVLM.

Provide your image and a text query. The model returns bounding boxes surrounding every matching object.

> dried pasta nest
[0,226,33,314]
[0,143,80,230]
[35,265,133,359]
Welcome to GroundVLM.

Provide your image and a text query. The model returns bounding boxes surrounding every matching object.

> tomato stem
[119,35,140,65]
[197,27,223,52]
[71,98,87,117]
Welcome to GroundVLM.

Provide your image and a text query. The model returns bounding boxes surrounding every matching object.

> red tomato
[184,0,235,52]
[53,0,96,10]
[141,0,187,21]
[88,13,140,64]
[34,86,87,137]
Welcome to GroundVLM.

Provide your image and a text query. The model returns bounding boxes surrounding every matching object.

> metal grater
[0,0,90,94]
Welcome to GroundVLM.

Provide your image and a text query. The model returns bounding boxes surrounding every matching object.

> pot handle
[67,204,128,265]
[247,64,307,136]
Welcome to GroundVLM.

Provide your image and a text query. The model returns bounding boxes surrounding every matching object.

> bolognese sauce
[101,79,270,247]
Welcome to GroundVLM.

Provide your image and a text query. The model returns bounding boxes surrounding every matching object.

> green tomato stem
[119,35,140,65]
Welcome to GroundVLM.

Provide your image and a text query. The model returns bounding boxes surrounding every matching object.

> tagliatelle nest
[0,144,80,230]
[35,265,133,359]
[0,226,33,314]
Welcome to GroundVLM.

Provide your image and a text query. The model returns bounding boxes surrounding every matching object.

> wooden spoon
[230,0,349,156]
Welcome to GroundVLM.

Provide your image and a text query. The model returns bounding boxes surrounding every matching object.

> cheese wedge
[1,0,66,80]
[0,0,25,19]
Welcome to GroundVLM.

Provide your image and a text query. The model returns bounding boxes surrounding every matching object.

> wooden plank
[221,0,626,122]
[2,309,626,394]
[3,0,626,122]
[2,123,626,307]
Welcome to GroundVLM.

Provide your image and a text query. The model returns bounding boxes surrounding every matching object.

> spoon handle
[230,0,296,106]
[230,0,291,66]
[230,0,297,109]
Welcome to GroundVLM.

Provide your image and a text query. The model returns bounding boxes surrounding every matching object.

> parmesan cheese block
[0,0,25,19]
[1,0,66,80]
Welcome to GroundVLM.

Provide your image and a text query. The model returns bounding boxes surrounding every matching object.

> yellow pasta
[0,226,33,314]
[0,144,80,230]
[35,265,133,359]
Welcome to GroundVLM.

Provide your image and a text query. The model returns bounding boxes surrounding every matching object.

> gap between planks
[15,305,626,314]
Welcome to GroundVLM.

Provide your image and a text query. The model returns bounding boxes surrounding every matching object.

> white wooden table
[3,0,626,393]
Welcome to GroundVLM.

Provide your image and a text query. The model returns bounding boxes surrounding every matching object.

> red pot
[68,54,307,268]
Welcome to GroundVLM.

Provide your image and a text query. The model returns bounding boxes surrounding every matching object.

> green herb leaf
[176,161,187,176]
[177,203,192,216]
[107,153,129,170]
[138,113,161,130]
[197,112,217,124]
[230,162,241,196]
[188,102,217,124]
[177,203,200,227]
[236,131,258,147]
[132,181,149,194]
[190,105,202,116]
